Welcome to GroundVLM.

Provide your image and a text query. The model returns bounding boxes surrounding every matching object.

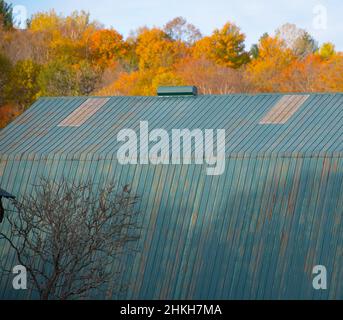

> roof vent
[157,86,198,96]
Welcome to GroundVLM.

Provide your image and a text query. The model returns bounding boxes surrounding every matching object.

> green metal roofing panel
[0,93,342,159]
[0,158,342,299]
[0,188,15,198]
[0,93,342,299]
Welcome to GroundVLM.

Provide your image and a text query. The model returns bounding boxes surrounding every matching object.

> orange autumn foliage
[318,54,343,92]
[175,57,250,94]
[97,68,185,96]
[0,104,20,128]
[247,36,296,92]
[135,28,188,70]
[89,29,128,68]
[1,9,343,129]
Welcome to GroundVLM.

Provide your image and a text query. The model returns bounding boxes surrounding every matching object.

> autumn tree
[0,178,140,299]
[1,9,343,128]
[318,53,343,92]
[97,71,148,96]
[246,35,296,92]
[292,32,318,58]
[98,68,184,97]
[0,29,50,64]
[318,42,335,60]
[60,10,99,40]
[135,27,187,70]
[0,51,15,127]
[150,70,185,93]
[193,22,250,68]
[176,57,249,94]
[76,60,102,95]
[88,29,128,69]
[278,54,323,92]
[0,103,20,128]
[26,11,69,63]
[28,10,100,63]
[275,23,317,58]
[0,52,11,105]
[164,17,202,45]
[38,60,78,96]
[249,33,269,59]
[5,60,41,110]
[28,10,62,32]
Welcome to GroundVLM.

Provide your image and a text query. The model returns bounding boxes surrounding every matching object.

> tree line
[0,0,342,128]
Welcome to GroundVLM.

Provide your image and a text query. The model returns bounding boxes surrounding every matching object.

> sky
[8,0,343,51]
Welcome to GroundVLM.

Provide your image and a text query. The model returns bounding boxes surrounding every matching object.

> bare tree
[176,57,251,94]
[0,178,140,300]
[164,17,202,45]
[275,23,318,58]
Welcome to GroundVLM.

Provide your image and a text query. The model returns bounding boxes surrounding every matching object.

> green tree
[6,60,41,110]
[250,44,259,59]
[0,52,12,104]
[38,60,78,96]
[76,60,102,95]
[0,0,13,30]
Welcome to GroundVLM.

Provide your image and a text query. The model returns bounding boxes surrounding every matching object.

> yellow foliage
[247,36,296,92]
[151,70,185,92]
[136,28,187,70]
[318,42,336,60]
[97,70,154,96]
[29,10,62,32]
[192,22,250,68]
[97,68,185,96]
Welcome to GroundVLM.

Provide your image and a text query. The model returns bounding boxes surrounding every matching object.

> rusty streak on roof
[259,95,310,124]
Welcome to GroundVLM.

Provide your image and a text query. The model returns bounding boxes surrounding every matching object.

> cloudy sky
[8,0,343,50]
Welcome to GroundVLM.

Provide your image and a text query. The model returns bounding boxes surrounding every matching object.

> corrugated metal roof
[0,187,15,198]
[0,93,342,300]
[0,93,342,159]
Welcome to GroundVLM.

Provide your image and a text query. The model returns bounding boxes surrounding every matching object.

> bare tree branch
[0,177,141,300]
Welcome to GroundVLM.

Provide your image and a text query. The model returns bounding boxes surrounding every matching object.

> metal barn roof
[0,93,342,159]
[0,92,343,300]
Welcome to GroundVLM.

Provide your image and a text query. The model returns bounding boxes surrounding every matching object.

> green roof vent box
[157,86,198,96]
